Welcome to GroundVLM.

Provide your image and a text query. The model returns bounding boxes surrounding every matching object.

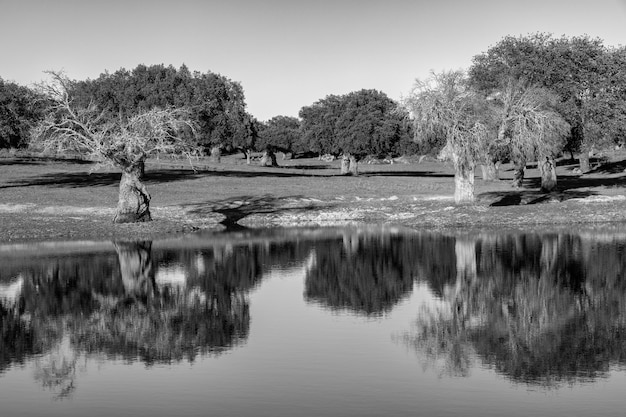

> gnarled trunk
[340,154,351,175]
[210,145,222,163]
[512,158,526,188]
[349,155,359,176]
[480,160,500,181]
[241,149,252,164]
[113,162,151,223]
[340,153,359,176]
[454,164,475,204]
[539,156,557,192]
[260,149,278,167]
[579,149,591,173]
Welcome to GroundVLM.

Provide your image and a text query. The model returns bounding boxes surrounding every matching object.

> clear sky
[1,0,625,121]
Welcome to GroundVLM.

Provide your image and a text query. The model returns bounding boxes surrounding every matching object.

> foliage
[257,115,303,154]
[469,34,626,156]
[404,70,490,171]
[334,89,411,158]
[299,89,410,158]
[299,94,343,155]
[31,71,200,170]
[69,64,252,154]
[0,78,46,149]
[490,80,570,162]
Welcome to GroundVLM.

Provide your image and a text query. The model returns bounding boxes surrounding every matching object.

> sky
[1,0,626,121]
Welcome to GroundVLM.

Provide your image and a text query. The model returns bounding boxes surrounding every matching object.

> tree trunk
[210,145,221,163]
[511,158,526,188]
[113,162,151,223]
[341,154,351,175]
[260,149,278,167]
[245,149,252,165]
[348,155,359,176]
[539,156,557,192]
[114,241,156,301]
[480,160,500,181]
[454,164,475,204]
[579,149,591,173]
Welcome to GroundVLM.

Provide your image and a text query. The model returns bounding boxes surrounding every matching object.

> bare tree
[405,71,490,203]
[491,81,569,191]
[31,72,200,223]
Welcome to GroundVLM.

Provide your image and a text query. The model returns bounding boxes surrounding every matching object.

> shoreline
[1,194,625,243]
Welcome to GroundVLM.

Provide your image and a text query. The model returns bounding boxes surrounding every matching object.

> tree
[69,64,253,159]
[469,34,626,172]
[230,113,258,164]
[405,71,491,203]
[0,78,45,149]
[299,90,410,175]
[31,72,200,223]
[299,94,343,157]
[257,115,303,158]
[490,81,569,190]
[335,89,410,175]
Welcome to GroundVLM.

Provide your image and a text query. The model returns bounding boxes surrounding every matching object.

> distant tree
[334,89,411,175]
[300,90,410,175]
[299,94,343,157]
[31,72,200,223]
[0,78,46,149]
[404,70,491,203]
[229,113,258,164]
[257,115,303,158]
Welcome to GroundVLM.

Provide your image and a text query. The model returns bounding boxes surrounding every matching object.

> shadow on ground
[482,190,598,206]
[362,170,454,178]
[0,169,209,188]
[1,163,457,188]
[525,172,626,191]
[183,195,329,231]
[0,157,94,166]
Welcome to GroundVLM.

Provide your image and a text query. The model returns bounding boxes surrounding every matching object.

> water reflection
[303,231,417,315]
[0,240,257,385]
[407,231,626,386]
[2,226,626,399]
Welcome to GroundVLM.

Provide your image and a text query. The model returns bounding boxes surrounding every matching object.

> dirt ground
[1,152,625,242]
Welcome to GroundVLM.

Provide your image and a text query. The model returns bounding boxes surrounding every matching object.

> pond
[1,225,626,417]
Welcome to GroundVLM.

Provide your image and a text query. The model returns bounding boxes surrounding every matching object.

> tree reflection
[304,232,418,315]
[409,232,626,386]
[70,240,252,364]
[0,239,264,394]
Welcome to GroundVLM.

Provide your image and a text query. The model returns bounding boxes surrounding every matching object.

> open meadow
[1,152,626,242]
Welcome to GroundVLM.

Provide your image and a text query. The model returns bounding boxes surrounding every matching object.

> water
[2,225,626,416]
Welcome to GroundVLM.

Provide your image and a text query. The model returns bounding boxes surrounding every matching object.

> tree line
[1,33,625,219]
[407,33,626,202]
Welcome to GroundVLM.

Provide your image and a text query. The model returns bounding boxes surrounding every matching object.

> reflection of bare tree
[33,335,82,400]
[71,240,251,364]
[409,232,626,386]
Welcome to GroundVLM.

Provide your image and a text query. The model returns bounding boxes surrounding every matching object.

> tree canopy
[469,34,626,170]
[0,78,45,149]
[69,64,253,154]
[299,89,411,159]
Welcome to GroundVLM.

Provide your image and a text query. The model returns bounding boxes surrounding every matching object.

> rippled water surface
[2,226,626,416]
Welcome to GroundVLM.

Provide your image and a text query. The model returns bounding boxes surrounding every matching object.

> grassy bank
[1,152,625,242]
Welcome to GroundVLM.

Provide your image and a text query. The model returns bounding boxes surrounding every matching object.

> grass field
[1,152,626,242]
